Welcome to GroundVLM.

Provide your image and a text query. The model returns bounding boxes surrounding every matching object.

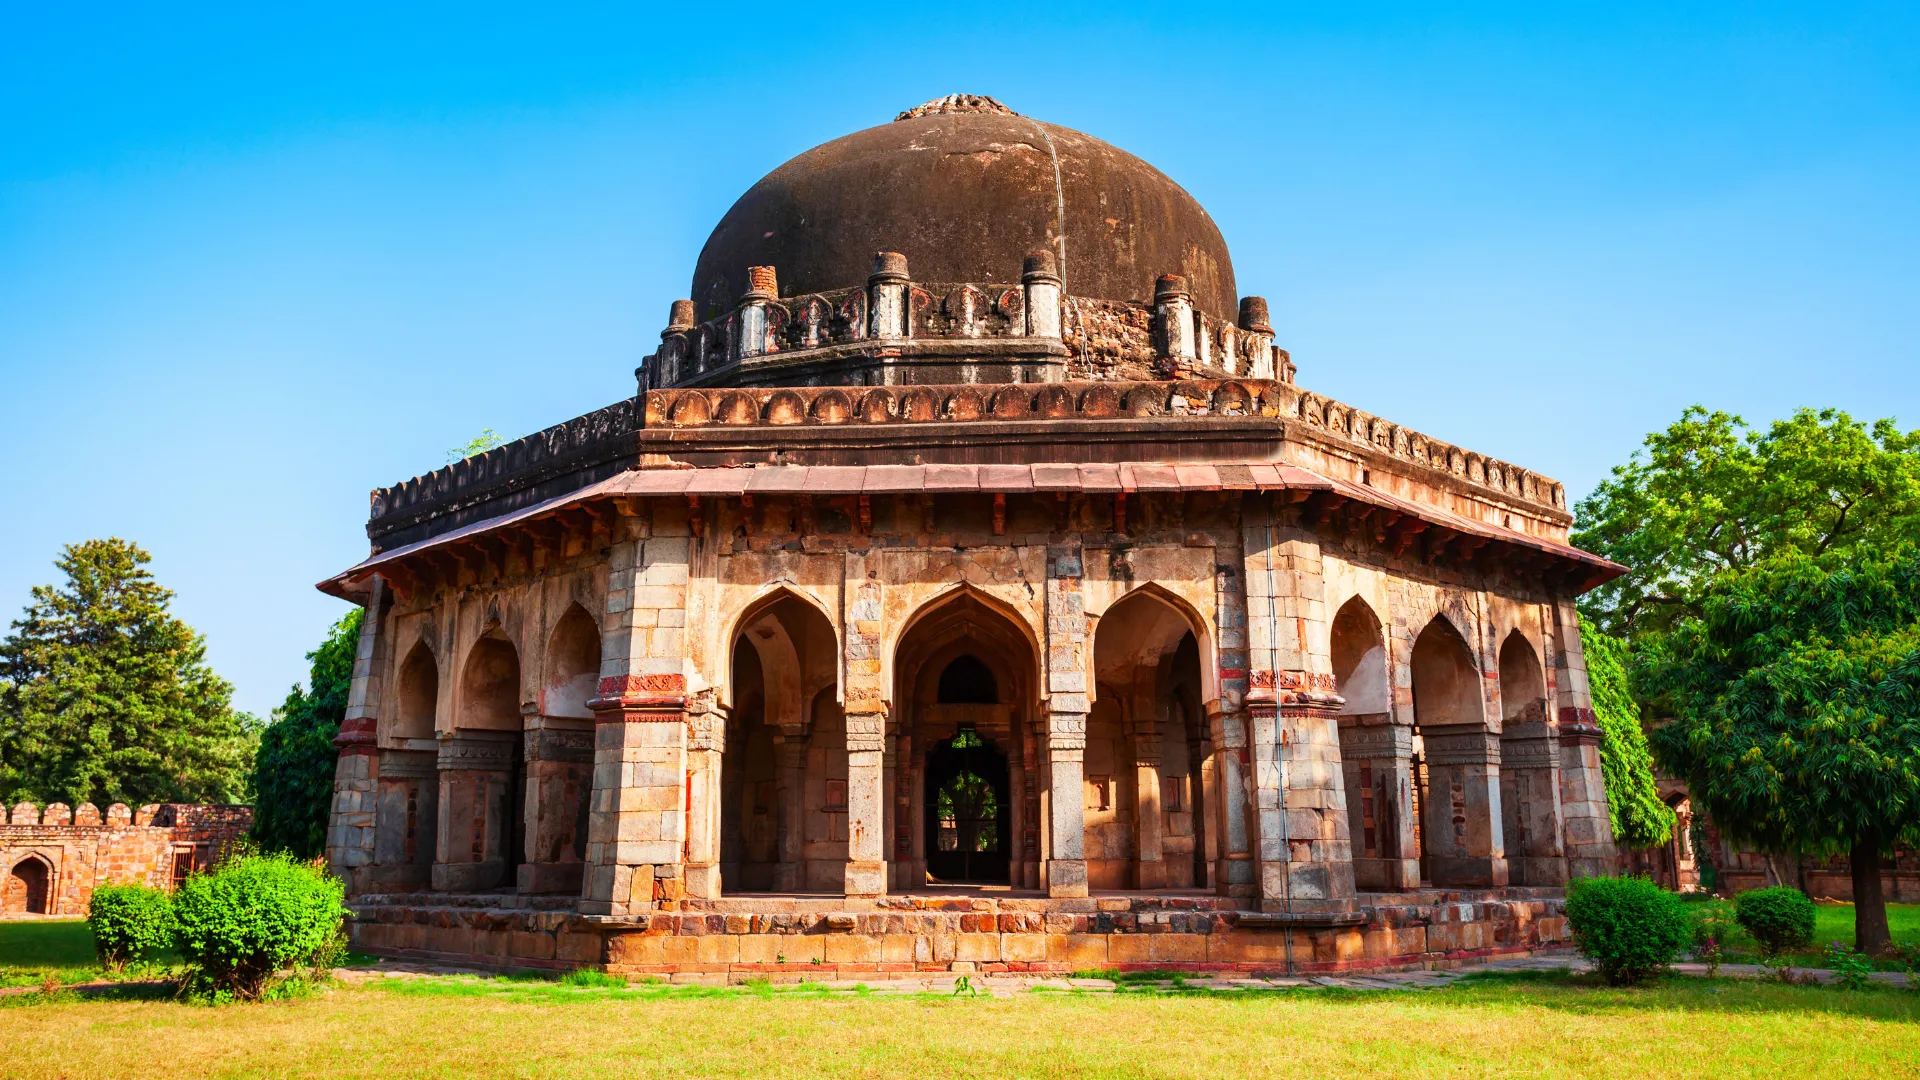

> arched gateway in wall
[319,94,1628,976]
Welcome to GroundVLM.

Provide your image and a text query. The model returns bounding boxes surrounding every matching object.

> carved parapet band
[590,674,688,719]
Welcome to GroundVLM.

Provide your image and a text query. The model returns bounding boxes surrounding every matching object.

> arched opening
[1497,630,1563,886]
[520,605,600,893]
[5,855,50,915]
[395,642,439,740]
[1410,617,1505,888]
[894,590,1040,891]
[434,632,524,893]
[1331,597,1413,890]
[925,728,1010,883]
[1092,588,1213,891]
[376,639,441,889]
[938,655,998,704]
[719,591,840,894]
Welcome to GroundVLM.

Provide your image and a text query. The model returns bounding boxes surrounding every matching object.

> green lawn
[2,969,1917,1078]
[0,918,180,988]
[1683,899,1920,968]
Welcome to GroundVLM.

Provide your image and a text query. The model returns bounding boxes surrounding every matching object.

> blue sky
[3,4,1916,717]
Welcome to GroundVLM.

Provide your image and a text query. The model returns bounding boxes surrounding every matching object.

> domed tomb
[692,96,1238,323]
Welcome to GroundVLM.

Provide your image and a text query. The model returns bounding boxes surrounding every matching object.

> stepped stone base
[346,887,1571,979]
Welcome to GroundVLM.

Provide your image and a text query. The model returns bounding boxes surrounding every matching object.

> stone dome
[691,96,1238,323]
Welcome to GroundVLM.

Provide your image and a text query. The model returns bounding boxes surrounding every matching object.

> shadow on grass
[1424,969,1920,1023]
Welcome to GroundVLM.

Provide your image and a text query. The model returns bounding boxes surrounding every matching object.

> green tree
[1579,622,1675,849]
[249,609,363,858]
[1644,545,1920,956]
[0,539,256,806]
[1573,407,1920,640]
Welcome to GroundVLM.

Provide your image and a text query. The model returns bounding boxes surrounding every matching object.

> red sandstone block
[1000,934,1046,963]
[824,936,883,964]
[510,931,557,961]
[1148,934,1208,963]
[1046,935,1107,966]
[953,933,1001,962]
[1107,936,1152,964]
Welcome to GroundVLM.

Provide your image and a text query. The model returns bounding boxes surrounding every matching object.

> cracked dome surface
[690,107,1237,322]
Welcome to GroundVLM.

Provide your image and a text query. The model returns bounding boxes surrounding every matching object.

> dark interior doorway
[925,729,1010,884]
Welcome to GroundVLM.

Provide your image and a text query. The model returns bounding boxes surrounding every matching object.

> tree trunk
[1852,831,1891,957]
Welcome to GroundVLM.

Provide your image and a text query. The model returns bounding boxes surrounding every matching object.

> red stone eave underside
[317,462,1626,602]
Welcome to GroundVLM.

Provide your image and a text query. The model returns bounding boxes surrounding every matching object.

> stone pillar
[736,265,779,361]
[1153,274,1196,376]
[1238,296,1275,380]
[1046,712,1089,896]
[326,577,386,894]
[773,734,807,892]
[867,252,909,339]
[1208,705,1255,897]
[647,299,696,389]
[1551,597,1618,879]
[1044,544,1091,897]
[1500,714,1567,886]
[1337,722,1420,890]
[1419,727,1509,888]
[581,516,693,916]
[1243,503,1356,909]
[516,717,594,894]
[844,706,887,897]
[682,702,725,900]
[372,749,436,890]
[1022,250,1062,339]
[1132,724,1166,889]
[433,731,520,892]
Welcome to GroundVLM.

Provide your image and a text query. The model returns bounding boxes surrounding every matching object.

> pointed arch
[458,633,522,731]
[1410,615,1485,729]
[5,853,52,915]
[394,639,440,739]
[1497,630,1547,725]
[1330,596,1390,716]
[544,604,601,719]
[722,584,841,709]
[886,584,1042,703]
[1094,582,1219,707]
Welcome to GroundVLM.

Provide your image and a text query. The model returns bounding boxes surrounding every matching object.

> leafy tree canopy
[249,608,362,858]
[1645,544,1920,955]
[1579,622,1675,849]
[1573,406,1920,640]
[0,538,257,807]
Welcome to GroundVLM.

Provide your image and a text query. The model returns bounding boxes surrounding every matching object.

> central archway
[924,727,1011,883]
[892,588,1041,891]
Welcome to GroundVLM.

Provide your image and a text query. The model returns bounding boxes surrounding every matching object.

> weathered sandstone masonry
[2,803,251,916]
[320,96,1623,977]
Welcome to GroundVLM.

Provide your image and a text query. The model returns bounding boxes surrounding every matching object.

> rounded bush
[1565,875,1691,985]
[170,853,346,1000]
[87,884,174,970]
[1734,886,1816,958]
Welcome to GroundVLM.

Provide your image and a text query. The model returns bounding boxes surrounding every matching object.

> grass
[0,919,180,988]
[0,968,1916,1078]
[1685,899,1920,969]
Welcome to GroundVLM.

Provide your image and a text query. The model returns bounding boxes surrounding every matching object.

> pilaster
[1551,597,1618,879]
[1044,544,1090,897]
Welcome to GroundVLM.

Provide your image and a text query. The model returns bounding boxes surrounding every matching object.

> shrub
[86,884,175,970]
[1734,887,1816,958]
[170,853,347,1000]
[1824,941,1874,991]
[1565,875,1691,985]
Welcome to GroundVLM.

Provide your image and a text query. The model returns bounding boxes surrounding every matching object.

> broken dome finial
[894,94,1017,121]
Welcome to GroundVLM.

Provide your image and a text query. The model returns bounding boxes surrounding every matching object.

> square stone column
[1550,597,1619,879]
[682,703,725,900]
[1208,704,1255,897]
[581,683,687,915]
[1337,721,1420,890]
[1044,544,1091,897]
[432,731,521,892]
[1499,716,1567,886]
[772,734,807,892]
[1132,726,1166,889]
[1045,711,1089,896]
[326,576,387,893]
[1420,727,1510,888]
[844,705,888,897]
[518,717,594,895]
[372,749,436,890]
